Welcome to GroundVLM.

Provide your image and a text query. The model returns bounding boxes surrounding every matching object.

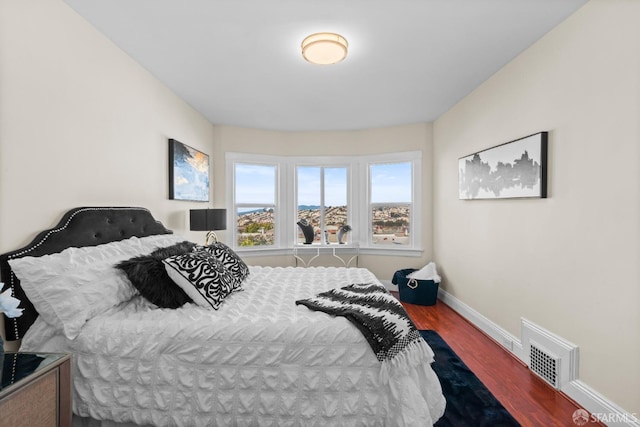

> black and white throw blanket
[296,282,433,383]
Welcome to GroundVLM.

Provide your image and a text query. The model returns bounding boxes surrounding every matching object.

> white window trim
[363,152,422,252]
[226,152,287,252]
[226,151,423,257]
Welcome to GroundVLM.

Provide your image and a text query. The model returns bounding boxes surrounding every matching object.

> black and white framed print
[168,138,210,202]
[458,132,548,200]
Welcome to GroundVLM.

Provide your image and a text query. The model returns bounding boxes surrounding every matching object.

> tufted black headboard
[0,207,173,341]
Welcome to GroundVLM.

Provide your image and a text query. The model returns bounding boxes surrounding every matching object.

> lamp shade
[189,209,226,231]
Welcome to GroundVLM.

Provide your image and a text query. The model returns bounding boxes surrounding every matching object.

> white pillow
[9,234,186,339]
[163,251,241,310]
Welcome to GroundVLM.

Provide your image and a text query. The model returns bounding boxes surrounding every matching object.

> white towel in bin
[407,262,441,283]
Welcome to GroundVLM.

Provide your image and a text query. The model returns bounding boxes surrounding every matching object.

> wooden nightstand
[0,352,72,427]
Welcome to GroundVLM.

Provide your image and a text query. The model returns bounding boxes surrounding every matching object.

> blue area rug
[420,330,521,427]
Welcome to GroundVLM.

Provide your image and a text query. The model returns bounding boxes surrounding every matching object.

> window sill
[358,247,423,257]
[235,246,423,258]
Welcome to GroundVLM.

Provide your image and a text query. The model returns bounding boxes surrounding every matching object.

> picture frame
[458,132,548,200]
[168,138,210,202]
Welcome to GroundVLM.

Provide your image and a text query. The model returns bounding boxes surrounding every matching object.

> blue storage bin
[392,268,439,306]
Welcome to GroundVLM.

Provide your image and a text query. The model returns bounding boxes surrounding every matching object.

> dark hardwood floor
[397,295,605,427]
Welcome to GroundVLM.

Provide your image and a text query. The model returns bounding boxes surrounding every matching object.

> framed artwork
[168,139,210,202]
[458,132,548,200]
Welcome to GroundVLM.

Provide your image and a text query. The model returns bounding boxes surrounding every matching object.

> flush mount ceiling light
[301,32,348,65]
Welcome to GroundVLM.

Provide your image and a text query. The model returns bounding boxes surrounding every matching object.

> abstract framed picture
[168,139,210,202]
[458,132,548,200]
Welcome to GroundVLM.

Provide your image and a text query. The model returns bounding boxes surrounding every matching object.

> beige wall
[433,0,639,414]
[0,0,215,341]
[0,0,215,253]
[212,124,434,280]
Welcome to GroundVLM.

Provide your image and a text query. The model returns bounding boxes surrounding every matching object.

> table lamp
[189,209,227,245]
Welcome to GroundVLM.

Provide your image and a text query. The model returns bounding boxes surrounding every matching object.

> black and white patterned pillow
[163,251,241,310]
[196,242,250,283]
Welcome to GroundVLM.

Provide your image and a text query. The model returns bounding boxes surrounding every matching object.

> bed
[0,207,445,426]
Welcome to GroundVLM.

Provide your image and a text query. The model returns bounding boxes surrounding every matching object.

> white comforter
[22,266,445,426]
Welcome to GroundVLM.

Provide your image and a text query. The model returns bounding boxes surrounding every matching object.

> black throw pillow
[116,241,196,308]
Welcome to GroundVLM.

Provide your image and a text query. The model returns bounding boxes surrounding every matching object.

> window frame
[226,153,286,252]
[365,155,420,250]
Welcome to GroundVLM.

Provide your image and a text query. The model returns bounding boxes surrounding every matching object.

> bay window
[226,151,421,255]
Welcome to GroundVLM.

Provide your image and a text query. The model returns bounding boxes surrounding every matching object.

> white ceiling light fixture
[301,32,348,65]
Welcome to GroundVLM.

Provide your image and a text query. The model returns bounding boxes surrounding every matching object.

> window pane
[235,163,276,247]
[297,166,321,207]
[370,162,412,246]
[370,162,412,203]
[324,167,348,244]
[237,207,275,246]
[372,205,410,245]
[235,163,275,204]
[297,167,321,243]
[296,166,349,244]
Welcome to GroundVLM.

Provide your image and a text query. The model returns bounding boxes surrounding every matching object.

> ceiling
[63,0,588,132]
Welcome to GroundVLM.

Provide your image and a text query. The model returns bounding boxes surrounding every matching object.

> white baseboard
[562,381,640,427]
[437,288,639,427]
